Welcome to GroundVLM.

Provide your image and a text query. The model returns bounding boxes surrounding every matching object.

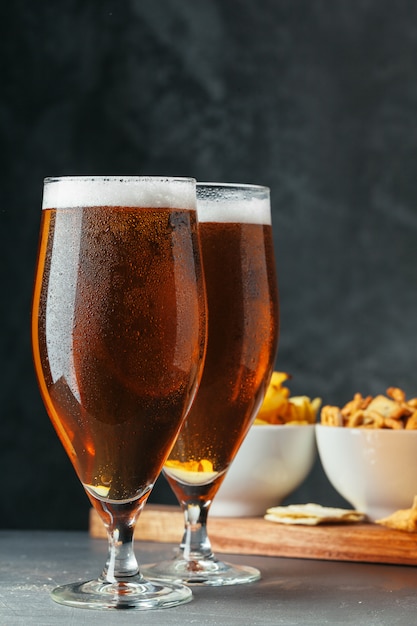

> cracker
[376,496,417,532]
[265,503,366,525]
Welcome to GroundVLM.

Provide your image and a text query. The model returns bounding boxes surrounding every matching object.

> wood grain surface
[89,505,417,566]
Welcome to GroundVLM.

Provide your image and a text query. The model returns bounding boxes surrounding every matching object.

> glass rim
[43,175,196,185]
[197,181,270,193]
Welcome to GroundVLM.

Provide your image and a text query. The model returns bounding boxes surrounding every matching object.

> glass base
[50,576,193,610]
[142,557,261,586]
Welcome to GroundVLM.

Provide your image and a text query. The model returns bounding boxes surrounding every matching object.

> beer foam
[42,177,196,210]
[196,184,271,224]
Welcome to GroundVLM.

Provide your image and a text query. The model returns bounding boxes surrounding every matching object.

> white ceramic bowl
[210,424,317,517]
[316,424,417,521]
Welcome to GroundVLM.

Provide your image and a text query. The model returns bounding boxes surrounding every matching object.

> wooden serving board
[89,505,417,566]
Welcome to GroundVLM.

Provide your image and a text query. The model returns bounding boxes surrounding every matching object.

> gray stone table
[1,530,417,625]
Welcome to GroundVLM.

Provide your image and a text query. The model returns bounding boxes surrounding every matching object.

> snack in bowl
[316,388,417,521]
[210,372,319,517]
[320,387,417,429]
[254,371,321,426]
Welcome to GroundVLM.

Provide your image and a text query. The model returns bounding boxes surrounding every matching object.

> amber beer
[32,178,206,506]
[164,184,279,502]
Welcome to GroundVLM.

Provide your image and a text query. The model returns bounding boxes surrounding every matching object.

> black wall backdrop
[2,0,417,529]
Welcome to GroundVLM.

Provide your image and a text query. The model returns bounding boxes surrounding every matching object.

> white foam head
[42,176,196,210]
[196,183,271,224]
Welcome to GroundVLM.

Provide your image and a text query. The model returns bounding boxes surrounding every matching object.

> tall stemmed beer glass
[31,176,207,610]
[143,183,279,585]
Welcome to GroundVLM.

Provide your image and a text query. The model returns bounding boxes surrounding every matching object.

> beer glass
[142,183,279,585]
[31,176,207,609]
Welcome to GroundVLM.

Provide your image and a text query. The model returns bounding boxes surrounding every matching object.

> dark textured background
[2,0,417,530]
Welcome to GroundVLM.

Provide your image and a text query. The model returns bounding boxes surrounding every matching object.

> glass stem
[180,502,214,562]
[102,520,140,583]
